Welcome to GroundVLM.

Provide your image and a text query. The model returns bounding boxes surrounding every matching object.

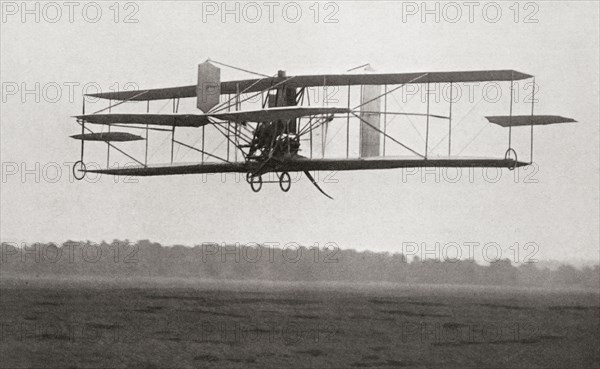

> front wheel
[250,175,263,193]
[279,172,291,192]
[73,160,86,180]
[504,148,518,171]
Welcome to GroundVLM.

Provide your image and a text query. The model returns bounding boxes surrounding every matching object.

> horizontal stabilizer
[70,132,144,142]
[76,107,348,127]
[75,114,210,127]
[486,115,577,127]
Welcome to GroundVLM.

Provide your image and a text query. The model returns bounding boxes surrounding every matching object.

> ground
[1,277,598,368]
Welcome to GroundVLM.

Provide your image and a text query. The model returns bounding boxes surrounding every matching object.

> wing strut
[210,75,297,113]
[530,77,535,164]
[75,120,144,167]
[93,90,149,115]
[351,112,424,158]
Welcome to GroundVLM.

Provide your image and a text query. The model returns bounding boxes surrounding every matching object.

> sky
[1,1,599,266]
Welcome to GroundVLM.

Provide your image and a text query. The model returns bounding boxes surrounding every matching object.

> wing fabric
[81,156,528,177]
[70,132,144,142]
[75,114,211,127]
[86,86,196,101]
[82,162,248,176]
[86,70,533,101]
[75,107,348,126]
[274,157,529,172]
[486,115,577,127]
[210,107,349,122]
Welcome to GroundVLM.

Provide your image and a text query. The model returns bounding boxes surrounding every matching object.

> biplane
[71,60,576,199]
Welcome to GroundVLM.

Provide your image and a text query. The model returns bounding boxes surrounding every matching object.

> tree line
[1,240,597,289]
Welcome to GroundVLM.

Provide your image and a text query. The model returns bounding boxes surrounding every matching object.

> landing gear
[246,172,292,193]
[73,160,86,180]
[504,148,518,171]
[249,174,263,192]
[279,172,291,192]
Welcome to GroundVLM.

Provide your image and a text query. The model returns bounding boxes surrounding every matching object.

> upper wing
[86,70,532,101]
[86,86,197,101]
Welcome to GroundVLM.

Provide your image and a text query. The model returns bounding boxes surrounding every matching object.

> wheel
[250,175,262,192]
[73,160,86,181]
[504,148,518,171]
[279,172,291,192]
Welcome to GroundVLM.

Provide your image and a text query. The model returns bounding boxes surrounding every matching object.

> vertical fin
[359,66,381,157]
[196,61,221,113]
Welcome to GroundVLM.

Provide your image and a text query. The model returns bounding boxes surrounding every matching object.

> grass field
[1,277,598,368]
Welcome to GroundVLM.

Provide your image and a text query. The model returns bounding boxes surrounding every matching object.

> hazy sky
[1,1,598,264]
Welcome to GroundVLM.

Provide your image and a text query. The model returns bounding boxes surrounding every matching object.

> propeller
[304,171,333,200]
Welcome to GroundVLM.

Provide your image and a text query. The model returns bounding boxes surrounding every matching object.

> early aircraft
[72,60,575,198]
